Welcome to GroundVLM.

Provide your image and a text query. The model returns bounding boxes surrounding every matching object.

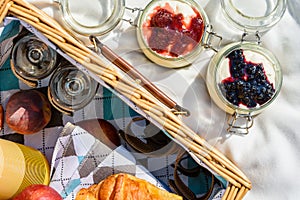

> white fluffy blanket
[7,0,300,199]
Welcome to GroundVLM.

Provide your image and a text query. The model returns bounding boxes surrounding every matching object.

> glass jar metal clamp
[206,0,286,135]
[54,0,221,68]
[11,32,58,88]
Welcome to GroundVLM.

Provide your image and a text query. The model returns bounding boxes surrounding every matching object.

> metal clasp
[241,30,262,45]
[203,25,223,52]
[122,7,144,27]
[227,112,254,135]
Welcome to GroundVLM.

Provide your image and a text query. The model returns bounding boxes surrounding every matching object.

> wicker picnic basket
[0,0,252,199]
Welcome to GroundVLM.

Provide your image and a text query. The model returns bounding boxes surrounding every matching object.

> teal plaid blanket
[0,19,225,200]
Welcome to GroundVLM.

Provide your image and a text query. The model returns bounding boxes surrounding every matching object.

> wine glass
[11,34,58,84]
[48,63,98,114]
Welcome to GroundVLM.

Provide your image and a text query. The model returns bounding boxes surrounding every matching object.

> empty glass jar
[220,0,287,32]
[54,0,125,36]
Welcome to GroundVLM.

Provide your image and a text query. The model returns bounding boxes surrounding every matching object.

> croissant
[75,173,182,200]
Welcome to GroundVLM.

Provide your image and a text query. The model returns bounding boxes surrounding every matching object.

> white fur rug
[10,0,300,199]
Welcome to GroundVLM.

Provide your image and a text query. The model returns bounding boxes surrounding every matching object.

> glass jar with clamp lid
[206,0,286,135]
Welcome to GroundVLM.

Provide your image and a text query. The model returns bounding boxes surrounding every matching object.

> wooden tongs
[90,36,190,116]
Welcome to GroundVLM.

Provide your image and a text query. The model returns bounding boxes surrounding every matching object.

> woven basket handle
[169,150,215,200]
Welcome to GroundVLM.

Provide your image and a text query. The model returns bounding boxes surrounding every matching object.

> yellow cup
[0,139,50,199]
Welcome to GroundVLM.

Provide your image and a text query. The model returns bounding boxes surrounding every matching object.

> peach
[5,90,52,134]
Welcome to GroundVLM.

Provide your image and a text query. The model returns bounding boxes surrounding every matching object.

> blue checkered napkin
[50,122,164,200]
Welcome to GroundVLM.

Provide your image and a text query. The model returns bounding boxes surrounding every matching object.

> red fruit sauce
[142,3,205,57]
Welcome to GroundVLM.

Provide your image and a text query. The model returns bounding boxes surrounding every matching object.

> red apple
[13,184,62,200]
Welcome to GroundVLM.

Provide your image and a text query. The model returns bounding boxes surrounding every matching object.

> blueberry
[226,91,239,106]
[246,64,256,75]
[247,100,257,108]
[232,99,239,106]
[251,84,257,91]
[232,73,240,78]
[269,88,275,94]
[255,70,266,80]
[238,62,247,69]
[257,93,264,100]
[227,49,244,62]
[226,91,236,99]
[242,87,251,95]
[235,56,244,63]
[256,64,263,71]
[241,96,251,105]
[266,92,274,99]
[261,87,267,93]
[237,91,245,99]
[248,74,255,80]
[238,69,245,77]
[232,60,239,66]
[236,80,245,89]
[266,83,274,90]
[227,82,236,90]
[245,82,251,88]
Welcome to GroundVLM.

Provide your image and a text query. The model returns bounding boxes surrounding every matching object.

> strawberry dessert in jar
[136,0,211,68]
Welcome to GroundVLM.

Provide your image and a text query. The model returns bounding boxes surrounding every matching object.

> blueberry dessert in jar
[206,42,282,134]
[136,0,210,68]
[205,0,286,135]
